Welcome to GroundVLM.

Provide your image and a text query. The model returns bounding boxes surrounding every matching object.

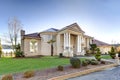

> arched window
[30,39,38,53]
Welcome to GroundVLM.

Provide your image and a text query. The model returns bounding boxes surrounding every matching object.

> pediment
[59,23,85,33]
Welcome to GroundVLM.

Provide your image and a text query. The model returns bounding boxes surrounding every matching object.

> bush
[85,50,92,56]
[15,51,24,57]
[85,59,91,64]
[70,57,81,68]
[59,53,63,58]
[2,74,13,80]
[91,59,96,61]
[108,47,116,59]
[95,48,101,61]
[91,60,99,65]
[23,70,35,78]
[57,65,64,71]
[82,60,88,66]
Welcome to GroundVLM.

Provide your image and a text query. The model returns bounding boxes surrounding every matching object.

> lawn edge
[48,63,118,80]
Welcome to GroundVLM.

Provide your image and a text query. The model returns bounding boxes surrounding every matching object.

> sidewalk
[78,56,116,63]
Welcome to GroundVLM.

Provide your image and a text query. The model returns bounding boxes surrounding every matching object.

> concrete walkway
[78,56,116,63]
[68,65,120,80]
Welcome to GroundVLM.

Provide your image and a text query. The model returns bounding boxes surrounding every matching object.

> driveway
[68,66,120,80]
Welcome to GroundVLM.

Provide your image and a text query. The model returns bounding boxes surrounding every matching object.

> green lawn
[0,56,70,75]
[101,55,112,59]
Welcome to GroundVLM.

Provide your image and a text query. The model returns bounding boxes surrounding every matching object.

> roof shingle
[24,33,40,39]
[93,39,110,46]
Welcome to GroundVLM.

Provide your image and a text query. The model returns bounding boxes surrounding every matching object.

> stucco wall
[40,34,57,55]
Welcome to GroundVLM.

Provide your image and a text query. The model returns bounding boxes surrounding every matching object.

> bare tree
[8,17,22,52]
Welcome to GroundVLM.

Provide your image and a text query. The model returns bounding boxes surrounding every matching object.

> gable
[59,23,85,33]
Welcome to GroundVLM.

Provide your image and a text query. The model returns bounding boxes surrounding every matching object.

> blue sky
[0,0,120,44]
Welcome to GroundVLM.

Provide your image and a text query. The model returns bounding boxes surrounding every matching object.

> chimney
[21,30,25,53]
[21,30,25,36]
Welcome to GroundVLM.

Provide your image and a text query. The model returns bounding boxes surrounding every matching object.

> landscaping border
[48,63,118,80]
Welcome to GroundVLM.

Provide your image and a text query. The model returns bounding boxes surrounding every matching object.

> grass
[0,56,70,75]
[101,55,112,59]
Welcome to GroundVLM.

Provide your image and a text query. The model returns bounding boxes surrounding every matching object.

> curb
[48,63,118,80]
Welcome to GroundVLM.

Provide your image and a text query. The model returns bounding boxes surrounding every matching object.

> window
[30,40,38,53]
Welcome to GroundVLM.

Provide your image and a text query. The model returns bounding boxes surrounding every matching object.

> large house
[21,23,93,57]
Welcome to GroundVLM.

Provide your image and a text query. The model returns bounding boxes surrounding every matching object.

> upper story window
[30,39,38,53]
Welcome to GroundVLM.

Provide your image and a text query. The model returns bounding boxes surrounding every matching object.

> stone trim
[48,63,118,80]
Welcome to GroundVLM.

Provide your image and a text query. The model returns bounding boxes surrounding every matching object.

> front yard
[0,56,70,75]
[0,55,112,76]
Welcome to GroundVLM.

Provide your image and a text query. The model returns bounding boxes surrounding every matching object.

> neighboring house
[93,39,111,54]
[21,23,93,57]
[112,44,120,52]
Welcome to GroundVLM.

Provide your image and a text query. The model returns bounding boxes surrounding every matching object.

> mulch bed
[12,62,112,80]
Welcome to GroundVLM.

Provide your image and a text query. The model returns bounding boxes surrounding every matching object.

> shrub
[85,50,92,56]
[57,65,64,71]
[95,48,101,61]
[0,43,2,58]
[91,60,99,65]
[23,70,35,78]
[59,53,63,58]
[15,51,24,57]
[15,43,24,57]
[91,59,96,61]
[85,59,91,64]
[70,57,81,68]
[90,44,97,54]
[108,47,116,59]
[2,74,13,80]
[82,60,88,66]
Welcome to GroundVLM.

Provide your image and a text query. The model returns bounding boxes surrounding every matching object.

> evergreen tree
[108,47,116,59]
[95,48,101,61]
[90,44,97,54]
[0,39,2,58]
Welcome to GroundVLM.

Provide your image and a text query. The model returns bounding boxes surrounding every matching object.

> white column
[79,36,81,52]
[68,33,70,51]
[64,33,71,50]
[87,38,89,48]
[57,34,60,54]
[77,35,80,52]
[66,33,68,47]
[77,35,81,52]
[64,33,66,49]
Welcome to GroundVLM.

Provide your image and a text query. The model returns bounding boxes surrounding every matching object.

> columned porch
[62,32,83,57]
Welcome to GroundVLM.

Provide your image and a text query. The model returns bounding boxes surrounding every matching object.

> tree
[0,39,2,57]
[95,48,101,61]
[47,39,55,56]
[90,44,97,54]
[8,17,22,52]
[108,47,116,59]
[15,43,24,57]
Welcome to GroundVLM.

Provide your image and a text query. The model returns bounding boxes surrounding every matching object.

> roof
[24,33,40,39]
[93,39,110,46]
[41,28,59,32]
[112,44,120,47]
[59,23,85,33]
[84,35,93,39]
